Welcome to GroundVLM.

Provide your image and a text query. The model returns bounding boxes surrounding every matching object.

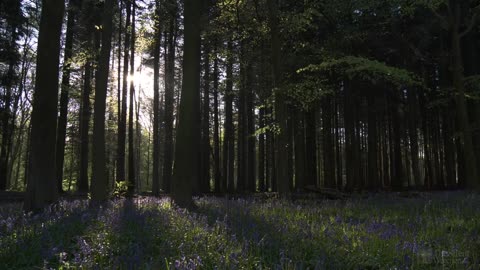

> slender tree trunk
[152,0,162,195]
[91,0,114,202]
[212,48,221,193]
[391,98,404,190]
[78,59,92,193]
[323,97,335,188]
[127,0,136,194]
[246,62,256,192]
[54,0,77,194]
[171,0,202,208]
[117,0,122,158]
[237,48,246,193]
[367,91,378,190]
[258,107,266,192]
[163,10,177,193]
[135,95,141,191]
[117,0,131,183]
[443,108,456,187]
[201,43,211,193]
[294,109,305,191]
[268,0,289,196]
[407,88,421,188]
[224,40,235,193]
[305,110,317,187]
[24,0,65,212]
[450,4,478,189]
[344,82,355,191]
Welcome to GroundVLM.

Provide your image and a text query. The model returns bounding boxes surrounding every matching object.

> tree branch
[460,12,478,37]
[460,4,480,37]
[429,6,450,30]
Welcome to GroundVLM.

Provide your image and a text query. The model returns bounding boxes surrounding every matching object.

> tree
[152,0,162,196]
[0,0,24,191]
[91,0,114,202]
[128,0,136,194]
[55,0,79,194]
[171,0,202,208]
[78,0,95,194]
[162,0,178,193]
[267,0,289,196]
[117,0,131,184]
[223,40,235,193]
[24,0,65,212]
[200,41,211,193]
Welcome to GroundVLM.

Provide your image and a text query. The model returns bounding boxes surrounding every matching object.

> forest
[0,0,480,268]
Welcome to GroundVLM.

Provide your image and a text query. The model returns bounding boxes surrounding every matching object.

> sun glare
[127,73,136,83]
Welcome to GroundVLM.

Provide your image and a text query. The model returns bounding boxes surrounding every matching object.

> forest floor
[0,191,479,269]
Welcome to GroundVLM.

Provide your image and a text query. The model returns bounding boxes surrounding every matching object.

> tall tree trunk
[450,2,479,189]
[91,0,114,202]
[201,43,211,193]
[443,107,456,187]
[223,40,235,193]
[367,91,378,190]
[237,48,246,193]
[152,0,162,195]
[305,110,317,187]
[127,0,136,194]
[55,0,78,194]
[171,0,202,208]
[116,0,131,183]
[78,59,92,193]
[294,109,305,191]
[24,0,65,212]
[391,99,404,190]
[258,107,266,192]
[323,97,335,188]
[135,94,141,191]
[344,82,355,191]
[407,88,421,188]
[268,0,289,196]
[162,9,177,193]
[117,1,122,173]
[212,48,221,193]
[246,62,256,192]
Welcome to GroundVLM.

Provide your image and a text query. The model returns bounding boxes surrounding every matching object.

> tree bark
[305,110,317,188]
[127,0,136,194]
[223,40,235,193]
[323,97,335,188]
[212,48,221,193]
[171,0,202,208]
[201,42,211,193]
[116,0,131,183]
[78,59,92,193]
[367,91,378,190]
[54,0,78,194]
[450,2,479,189]
[152,0,162,195]
[294,109,305,191]
[91,0,114,202]
[24,0,65,212]
[162,8,177,193]
[268,0,289,197]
